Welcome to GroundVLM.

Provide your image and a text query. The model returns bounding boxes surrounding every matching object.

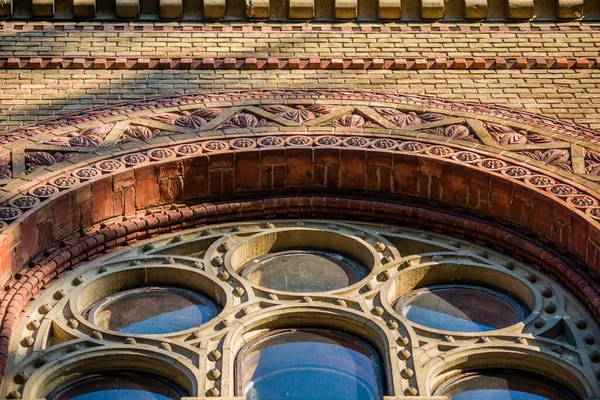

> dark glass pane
[240,250,368,292]
[47,372,185,400]
[88,287,219,334]
[395,285,527,332]
[439,371,578,400]
[241,330,384,400]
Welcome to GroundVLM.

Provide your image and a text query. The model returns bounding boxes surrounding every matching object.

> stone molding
[0,0,594,19]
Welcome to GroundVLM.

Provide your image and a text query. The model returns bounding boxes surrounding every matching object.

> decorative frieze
[558,0,583,19]
[0,0,595,19]
[288,0,313,18]
[73,0,95,17]
[204,0,226,19]
[464,0,487,19]
[245,0,269,18]
[0,0,11,17]
[421,0,444,19]
[115,0,139,18]
[335,0,357,19]
[32,0,53,17]
[507,0,534,19]
[160,0,182,19]
[378,0,401,19]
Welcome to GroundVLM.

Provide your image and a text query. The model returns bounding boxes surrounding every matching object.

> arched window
[46,372,187,400]
[236,329,385,400]
[434,370,580,400]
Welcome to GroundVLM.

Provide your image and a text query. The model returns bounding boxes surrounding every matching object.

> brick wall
[1,23,600,132]
[1,69,600,131]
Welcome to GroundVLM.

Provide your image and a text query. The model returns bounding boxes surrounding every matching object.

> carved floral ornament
[1,91,600,233]
[1,221,599,399]
[1,131,600,234]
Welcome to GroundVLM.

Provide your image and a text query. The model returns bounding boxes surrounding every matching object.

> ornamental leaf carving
[586,149,600,176]
[374,108,401,117]
[0,153,11,179]
[304,105,337,115]
[485,123,553,145]
[79,124,113,138]
[520,149,572,172]
[374,108,422,127]
[260,105,294,114]
[42,124,112,148]
[149,113,180,124]
[525,132,553,144]
[174,113,207,129]
[226,113,268,128]
[338,114,366,128]
[260,105,320,124]
[486,123,528,145]
[25,152,72,173]
[282,108,316,124]
[190,108,225,120]
[122,126,161,140]
[418,112,447,122]
[431,125,476,141]
[150,109,223,128]
[69,135,103,147]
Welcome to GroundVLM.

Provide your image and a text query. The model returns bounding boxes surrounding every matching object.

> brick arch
[2,90,600,379]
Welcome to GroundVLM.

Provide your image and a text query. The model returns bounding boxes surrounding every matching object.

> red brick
[286,148,313,187]
[417,157,443,200]
[91,178,115,224]
[134,165,160,209]
[234,150,260,191]
[441,162,468,206]
[392,154,419,195]
[182,156,209,200]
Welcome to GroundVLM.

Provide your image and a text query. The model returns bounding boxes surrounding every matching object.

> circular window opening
[239,250,369,292]
[434,370,579,399]
[85,286,219,335]
[395,284,529,332]
[46,371,187,400]
[237,329,385,400]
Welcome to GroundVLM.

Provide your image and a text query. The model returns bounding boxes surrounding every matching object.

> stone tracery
[2,90,600,398]
[2,220,599,399]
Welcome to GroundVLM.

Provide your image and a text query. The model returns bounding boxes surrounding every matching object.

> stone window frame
[1,220,599,399]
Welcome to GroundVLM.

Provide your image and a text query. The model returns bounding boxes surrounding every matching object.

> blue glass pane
[240,250,368,292]
[70,389,175,400]
[47,373,185,400]
[117,304,213,334]
[89,287,219,335]
[440,372,578,400]
[449,389,549,400]
[242,331,383,400]
[397,286,527,332]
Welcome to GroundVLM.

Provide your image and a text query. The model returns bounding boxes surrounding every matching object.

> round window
[85,286,219,334]
[435,370,579,399]
[239,250,369,292]
[395,284,529,332]
[237,329,385,400]
[46,372,187,400]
